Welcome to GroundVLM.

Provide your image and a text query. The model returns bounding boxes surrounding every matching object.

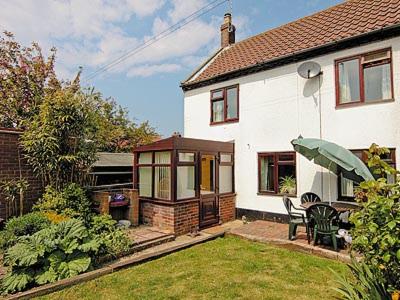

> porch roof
[133,136,234,153]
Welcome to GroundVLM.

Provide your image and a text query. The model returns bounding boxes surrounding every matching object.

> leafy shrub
[351,145,400,291]
[0,212,50,252]
[89,215,132,257]
[1,219,99,294]
[332,259,390,300]
[34,184,92,223]
[43,211,70,224]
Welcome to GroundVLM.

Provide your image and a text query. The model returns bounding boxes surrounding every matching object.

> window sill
[210,119,239,126]
[257,192,297,198]
[336,98,394,109]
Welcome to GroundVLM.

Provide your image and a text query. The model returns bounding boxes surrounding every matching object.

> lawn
[39,236,348,300]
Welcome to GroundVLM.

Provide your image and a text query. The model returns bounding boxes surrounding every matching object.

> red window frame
[210,84,239,125]
[258,152,297,196]
[335,48,394,108]
[338,148,396,199]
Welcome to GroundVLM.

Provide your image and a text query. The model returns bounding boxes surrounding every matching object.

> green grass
[39,236,348,300]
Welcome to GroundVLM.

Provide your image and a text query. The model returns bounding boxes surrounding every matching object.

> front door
[199,154,219,228]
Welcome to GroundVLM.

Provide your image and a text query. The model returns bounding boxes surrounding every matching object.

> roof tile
[184,0,400,86]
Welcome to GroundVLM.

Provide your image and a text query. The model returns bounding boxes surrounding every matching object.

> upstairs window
[210,85,239,124]
[336,48,393,106]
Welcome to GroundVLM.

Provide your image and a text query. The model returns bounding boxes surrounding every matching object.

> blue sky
[0,0,343,137]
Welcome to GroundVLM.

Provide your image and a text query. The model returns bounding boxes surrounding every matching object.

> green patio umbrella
[291,137,374,183]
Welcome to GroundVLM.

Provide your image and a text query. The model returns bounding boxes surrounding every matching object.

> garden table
[300,201,360,213]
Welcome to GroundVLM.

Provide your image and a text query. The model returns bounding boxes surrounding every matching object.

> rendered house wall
[183,37,400,216]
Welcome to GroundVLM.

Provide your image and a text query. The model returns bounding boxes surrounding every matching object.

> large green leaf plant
[1,219,99,293]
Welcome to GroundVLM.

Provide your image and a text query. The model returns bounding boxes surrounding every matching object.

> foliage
[20,85,99,190]
[0,179,29,218]
[0,31,59,128]
[351,144,400,292]
[94,97,159,153]
[279,176,296,195]
[43,211,70,224]
[1,219,99,294]
[34,184,93,223]
[332,259,391,300]
[0,212,50,252]
[88,215,132,257]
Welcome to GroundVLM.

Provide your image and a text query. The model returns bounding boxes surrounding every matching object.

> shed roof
[93,152,133,167]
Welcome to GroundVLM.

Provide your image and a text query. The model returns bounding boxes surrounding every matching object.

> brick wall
[173,201,199,236]
[140,195,235,236]
[140,200,199,235]
[140,201,175,233]
[219,194,236,223]
[0,129,43,219]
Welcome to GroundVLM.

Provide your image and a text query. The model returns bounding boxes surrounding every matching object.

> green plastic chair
[283,196,311,243]
[308,203,339,251]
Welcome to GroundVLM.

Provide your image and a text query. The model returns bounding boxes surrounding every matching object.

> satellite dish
[297,61,322,79]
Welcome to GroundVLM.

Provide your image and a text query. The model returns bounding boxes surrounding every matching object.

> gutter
[181,23,400,91]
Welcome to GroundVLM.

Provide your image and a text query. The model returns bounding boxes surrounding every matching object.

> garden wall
[0,128,42,220]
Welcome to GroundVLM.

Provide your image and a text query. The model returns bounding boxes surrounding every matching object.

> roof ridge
[182,0,400,89]
[231,0,351,48]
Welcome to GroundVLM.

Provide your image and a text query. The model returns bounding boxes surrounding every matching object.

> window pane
[139,167,152,197]
[212,100,224,122]
[364,63,392,102]
[177,166,195,199]
[138,152,152,164]
[338,59,360,104]
[341,175,356,197]
[179,152,195,162]
[278,154,294,162]
[219,165,233,194]
[278,164,296,194]
[226,87,238,119]
[260,156,275,192]
[220,154,232,163]
[155,151,171,164]
[201,155,215,194]
[154,166,170,200]
[212,90,223,99]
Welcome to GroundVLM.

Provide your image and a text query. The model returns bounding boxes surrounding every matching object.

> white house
[180,0,400,221]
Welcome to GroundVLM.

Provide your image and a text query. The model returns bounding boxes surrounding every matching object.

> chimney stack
[220,13,235,48]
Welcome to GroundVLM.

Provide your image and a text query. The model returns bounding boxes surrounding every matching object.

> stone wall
[0,129,42,219]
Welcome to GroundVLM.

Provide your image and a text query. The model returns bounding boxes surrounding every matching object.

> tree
[0,31,59,128]
[94,97,159,153]
[20,84,99,190]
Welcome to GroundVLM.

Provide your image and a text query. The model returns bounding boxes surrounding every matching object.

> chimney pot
[220,13,235,48]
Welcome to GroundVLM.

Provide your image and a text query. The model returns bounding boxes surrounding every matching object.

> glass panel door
[199,154,218,228]
[200,155,215,195]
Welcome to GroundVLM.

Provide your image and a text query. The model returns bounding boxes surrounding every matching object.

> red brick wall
[0,129,43,219]
[140,201,175,233]
[219,194,236,223]
[174,201,199,236]
[140,200,199,235]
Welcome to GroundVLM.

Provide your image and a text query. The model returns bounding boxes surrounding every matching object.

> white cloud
[127,63,181,77]
[127,0,166,17]
[0,0,249,81]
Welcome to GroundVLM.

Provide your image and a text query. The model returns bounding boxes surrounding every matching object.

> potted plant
[279,176,296,195]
